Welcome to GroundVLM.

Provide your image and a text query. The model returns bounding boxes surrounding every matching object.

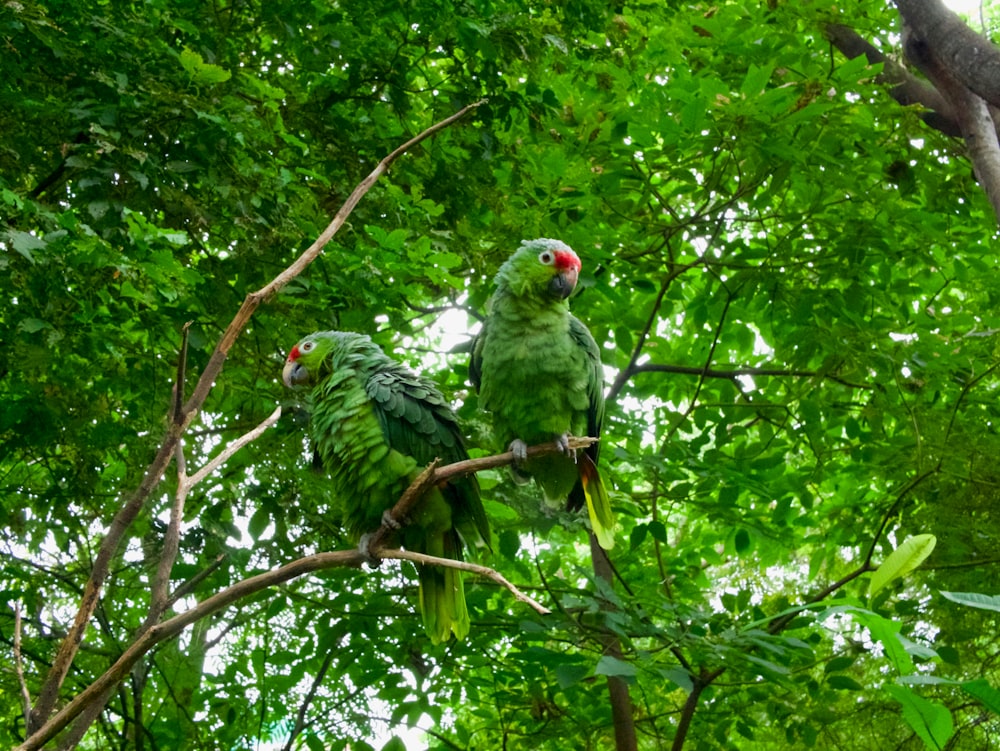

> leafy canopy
[3,0,1000,749]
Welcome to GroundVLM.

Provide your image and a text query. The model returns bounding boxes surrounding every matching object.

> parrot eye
[538,250,555,265]
[301,341,315,353]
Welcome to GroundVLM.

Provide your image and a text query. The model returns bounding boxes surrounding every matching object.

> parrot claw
[509,438,529,464]
[357,533,383,569]
[381,508,402,530]
[556,433,577,462]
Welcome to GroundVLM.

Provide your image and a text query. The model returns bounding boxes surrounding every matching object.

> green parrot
[470,238,615,550]
[283,330,491,643]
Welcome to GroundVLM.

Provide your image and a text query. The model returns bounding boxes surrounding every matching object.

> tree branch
[629,362,871,390]
[14,439,556,751]
[896,0,1000,109]
[13,602,32,727]
[824,23,962,137]
[896,0,1000,220]
[380,550,550,615]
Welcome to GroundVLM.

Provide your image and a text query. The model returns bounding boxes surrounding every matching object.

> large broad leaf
[869,535,937,598]
[884,685,954,750]
[961,679,1000,715]
[940,591,1000,613]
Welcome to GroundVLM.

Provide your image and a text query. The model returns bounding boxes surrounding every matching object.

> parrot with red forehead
[283,331,491,643]
[470,238,615,549]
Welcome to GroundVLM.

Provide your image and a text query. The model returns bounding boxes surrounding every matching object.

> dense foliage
[3,0,1000,748]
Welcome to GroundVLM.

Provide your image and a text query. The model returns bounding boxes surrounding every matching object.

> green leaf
[179,47,231,85]
[855,611,915,675]
[826,675,863,691]
[629,523,648,549]
[498,529,520,560]
[555,663,590,689]
[869,534,936,598]
[18,318,50,333]
[884,685,954,750]
[940,590,1000,612]
[8,230,46,262]
[594,656,637,679]
[961,679,1000,715]
[823,656,856,673]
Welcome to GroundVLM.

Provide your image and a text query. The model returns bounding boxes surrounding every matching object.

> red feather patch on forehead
[287,345,300,362]
[553,247,581,271]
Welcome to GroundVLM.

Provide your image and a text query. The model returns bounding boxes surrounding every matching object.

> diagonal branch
[27,100,486,734]
[824,23,962,137]
[380,550,549,614]
[14,438,556,751]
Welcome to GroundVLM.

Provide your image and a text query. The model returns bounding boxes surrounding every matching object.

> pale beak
[283,360,308,388]
[549,266,579,299]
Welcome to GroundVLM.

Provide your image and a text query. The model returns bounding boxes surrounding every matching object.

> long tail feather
[417,533,470,643]
[579,454,615,550]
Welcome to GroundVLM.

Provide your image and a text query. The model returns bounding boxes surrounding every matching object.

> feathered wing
[566,315,614,550]
[365,365,490,642]
[366,368,490,551]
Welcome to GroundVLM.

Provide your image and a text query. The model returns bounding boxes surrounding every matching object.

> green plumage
[283,331,490,643]
[471,239,615,549]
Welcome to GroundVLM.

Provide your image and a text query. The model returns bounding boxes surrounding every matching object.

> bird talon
[381,508,402,530]
[357,533,383,569]
[556,433,577,462]
[509,438,529,464]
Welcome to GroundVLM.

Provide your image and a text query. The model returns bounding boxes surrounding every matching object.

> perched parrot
[470,238,615,549]
[283,330,491,643]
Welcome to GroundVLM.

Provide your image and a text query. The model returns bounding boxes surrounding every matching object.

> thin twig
[282,648,338,751]
[184,406,283,491]
[629,362,871,390]
[168,554,227,607]
[379,549,550,615]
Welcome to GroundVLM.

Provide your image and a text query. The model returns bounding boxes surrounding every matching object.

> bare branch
[824,23,962,137]
[13,603,32,726]
[184,406,283,491]
[365,437,598,554]
[896,0,1000,220]
[281,649,338,751]
[629,362,871,390]
[379,549,551,615]
[896,0,1000,109]
[16,437,551,751]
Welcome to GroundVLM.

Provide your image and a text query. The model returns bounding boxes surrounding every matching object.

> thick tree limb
[896,0,1000,109]
[823,23,961,137]
[26,101,486,735]
[897,0,1000,219]
[589,534,638,751]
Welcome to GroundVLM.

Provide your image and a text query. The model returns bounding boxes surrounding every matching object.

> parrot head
[283,332,336,388]
[283,330,381,388]
[496,238,582,300]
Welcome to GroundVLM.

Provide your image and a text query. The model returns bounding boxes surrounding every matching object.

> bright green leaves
[179,47,232,86]
[869,534,937,599]
[940,591,1000,612]
[884,685,954,750]
[6,230,47,263]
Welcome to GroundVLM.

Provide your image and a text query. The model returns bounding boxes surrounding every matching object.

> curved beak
[282,359,308,388]
[548,265,579,299]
